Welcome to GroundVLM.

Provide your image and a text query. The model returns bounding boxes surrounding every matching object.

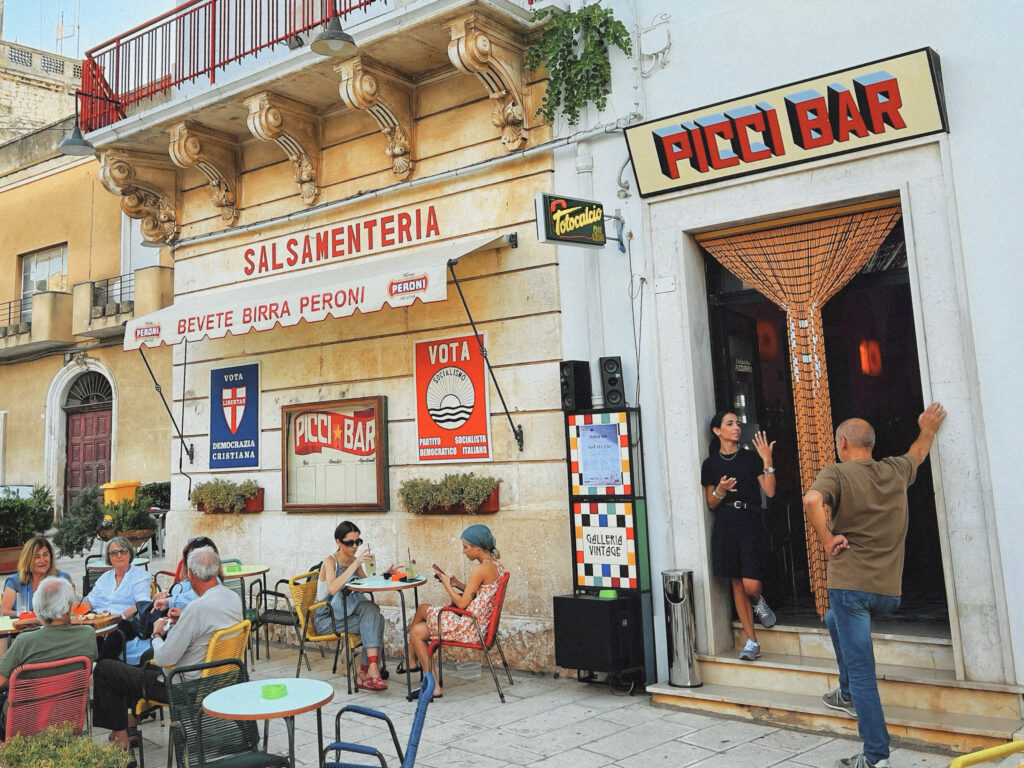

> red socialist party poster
[415,333,491,462]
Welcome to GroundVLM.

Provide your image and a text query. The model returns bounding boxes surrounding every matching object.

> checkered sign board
[574,501,637,589]
[566,412,632,495]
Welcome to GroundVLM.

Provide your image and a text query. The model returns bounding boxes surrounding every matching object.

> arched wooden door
[64,372,113,513]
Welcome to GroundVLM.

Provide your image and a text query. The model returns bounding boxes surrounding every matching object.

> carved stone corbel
[446,12,527,151]
[98,150,179,245]
[244,91,320,205]
[336,56,415,179]
[167,121,239,225]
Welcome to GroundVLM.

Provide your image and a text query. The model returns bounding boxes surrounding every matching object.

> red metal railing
[80,0,384,131]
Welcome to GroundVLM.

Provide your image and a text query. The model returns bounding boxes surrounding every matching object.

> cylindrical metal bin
[663,569,701,687]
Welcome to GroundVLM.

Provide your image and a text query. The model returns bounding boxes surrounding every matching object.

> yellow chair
[288,570,362,693]
[132,619,252,768]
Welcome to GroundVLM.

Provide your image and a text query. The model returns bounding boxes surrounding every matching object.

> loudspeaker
[553,593,644,673]
[560,360,592,411]
[598,356,626,407]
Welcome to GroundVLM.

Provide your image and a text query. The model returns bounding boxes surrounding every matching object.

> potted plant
[0,721,131,767]
[189,478,263,514]
[53,486,105,558]
[0,486,54,572]
[398,473,500,515]
[102,497,158,549]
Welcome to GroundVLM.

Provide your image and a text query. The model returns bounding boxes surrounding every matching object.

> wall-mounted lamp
[58,90,124,157]
[310,4,357,57]
[859,339,882,376]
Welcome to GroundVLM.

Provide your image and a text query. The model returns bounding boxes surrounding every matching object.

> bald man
[804,403,946,768]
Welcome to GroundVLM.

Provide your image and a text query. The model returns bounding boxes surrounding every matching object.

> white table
[347,575,427,700]
[202,676,333,768]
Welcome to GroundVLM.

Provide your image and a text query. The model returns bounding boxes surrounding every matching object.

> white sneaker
[835,754,889,768]
[739,638,761,660]
[753,595,776,628]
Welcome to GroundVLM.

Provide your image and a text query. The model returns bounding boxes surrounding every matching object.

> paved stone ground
[55,544,954,768]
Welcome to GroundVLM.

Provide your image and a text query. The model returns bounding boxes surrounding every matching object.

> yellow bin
[101,481,141,505]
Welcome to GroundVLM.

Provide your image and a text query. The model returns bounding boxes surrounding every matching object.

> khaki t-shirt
[810,454,917,596]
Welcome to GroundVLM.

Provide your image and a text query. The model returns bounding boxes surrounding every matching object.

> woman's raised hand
[753,430,776,462]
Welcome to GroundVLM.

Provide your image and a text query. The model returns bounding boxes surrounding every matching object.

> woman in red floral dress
[402,524,504,697]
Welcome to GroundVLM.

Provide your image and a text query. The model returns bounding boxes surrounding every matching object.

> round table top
[346,575,427,592]
[87,557,150,570]
[202,677,334,720]
[221,564,270,579]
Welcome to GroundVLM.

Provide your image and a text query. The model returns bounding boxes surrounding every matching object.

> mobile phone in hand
[432,564,445,575]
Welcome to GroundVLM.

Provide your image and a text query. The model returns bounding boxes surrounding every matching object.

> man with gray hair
[93,545,241,754]
[804,403,947,768]
[0,576,97,736]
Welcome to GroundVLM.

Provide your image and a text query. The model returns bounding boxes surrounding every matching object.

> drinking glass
[405,559,417,579]
[16,592,29,615]
[364,555,376,578]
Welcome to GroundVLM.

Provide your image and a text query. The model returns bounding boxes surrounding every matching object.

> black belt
[729,500,750,510]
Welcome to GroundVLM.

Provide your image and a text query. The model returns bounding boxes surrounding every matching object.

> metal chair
[82,553,104,596]
[322,673,435,768]
[166,658,287,768]
[427,571,512,702]
[132,619,252,768]
[248,577,301,663]
[221,563,257,668]
[3,655,92,740]
[288,570,362,692]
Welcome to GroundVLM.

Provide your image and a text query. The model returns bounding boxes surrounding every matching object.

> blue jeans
[825,588,901,763]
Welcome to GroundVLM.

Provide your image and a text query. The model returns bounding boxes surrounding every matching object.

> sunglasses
[340,538,363,547]
[108,549,130,557]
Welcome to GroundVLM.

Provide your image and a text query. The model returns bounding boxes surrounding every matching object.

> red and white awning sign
[125,233,509,350]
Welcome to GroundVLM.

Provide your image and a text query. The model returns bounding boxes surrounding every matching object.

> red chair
[3,655,92,740]
[153,557,185,593]
[427,571,512,702]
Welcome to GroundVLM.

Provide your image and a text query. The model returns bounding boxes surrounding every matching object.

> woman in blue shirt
[1,537,72,617]
[80,536,152,663]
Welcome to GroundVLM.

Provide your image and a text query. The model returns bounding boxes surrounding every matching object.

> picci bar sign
[535,193,606,248]
[625,48,947,197]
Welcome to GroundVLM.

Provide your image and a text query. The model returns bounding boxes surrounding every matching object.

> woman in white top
[81,536,152,664]
[316,521,386,691]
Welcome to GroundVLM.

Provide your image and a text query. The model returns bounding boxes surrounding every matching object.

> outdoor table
[346,575,427,701]
[0,612,122,648]
[87,557,150,571]
[202,676,333,768]
[222,564,270,580]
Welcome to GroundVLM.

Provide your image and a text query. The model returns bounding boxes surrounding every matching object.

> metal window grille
[40,55,65,74]
[8,47,32,67]
[92,274,135,307]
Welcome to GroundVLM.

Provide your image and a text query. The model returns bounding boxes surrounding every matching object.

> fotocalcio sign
[535,193,606,248]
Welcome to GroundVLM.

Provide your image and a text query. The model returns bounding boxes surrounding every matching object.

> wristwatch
[763,466,775,475]
[711,489,723,499]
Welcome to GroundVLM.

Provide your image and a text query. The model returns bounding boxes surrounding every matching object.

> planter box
[196,487,265,514]
[0,545,22,573]
[420,486,499,515]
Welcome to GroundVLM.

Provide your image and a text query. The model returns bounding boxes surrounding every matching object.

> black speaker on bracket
[560,360,592,411]
[599,356,626,407]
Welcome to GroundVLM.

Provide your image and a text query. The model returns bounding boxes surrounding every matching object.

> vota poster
[210,363,259,468]
[414,333,491,463]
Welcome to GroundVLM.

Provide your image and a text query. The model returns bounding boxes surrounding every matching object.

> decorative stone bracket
[336,56,415,179]
[446,12,527,152]
[168,121,240,225]
[98,150,179,246]
[244,91,320,206]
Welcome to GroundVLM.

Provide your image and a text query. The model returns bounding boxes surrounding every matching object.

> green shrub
[53,486,104,558]
[398,473,498,514]
[135,481,170,510]
[189,478,261,514]
[0,721,131,767]
[105,497,158,532]
[0,486,53,548]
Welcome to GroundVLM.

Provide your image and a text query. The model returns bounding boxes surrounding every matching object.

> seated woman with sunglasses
[142,536,220,640]
[316,522,387,691]
[79,536,153,663]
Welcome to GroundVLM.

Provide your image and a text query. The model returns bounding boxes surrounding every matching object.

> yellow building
[79,0,572,668]
[0,126,173,513]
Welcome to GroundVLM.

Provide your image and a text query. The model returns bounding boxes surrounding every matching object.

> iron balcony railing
[80,0,385,131]
[0,297,32,328]
[92,274,136,307]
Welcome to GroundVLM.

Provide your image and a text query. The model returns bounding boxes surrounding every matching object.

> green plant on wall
[525,3,632,126]
[398,473,499,514]
[189,478,261,514]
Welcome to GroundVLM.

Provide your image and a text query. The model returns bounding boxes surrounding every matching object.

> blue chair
[321,673,435,768]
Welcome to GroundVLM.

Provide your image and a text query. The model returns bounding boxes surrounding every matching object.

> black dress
[701,448,767,581]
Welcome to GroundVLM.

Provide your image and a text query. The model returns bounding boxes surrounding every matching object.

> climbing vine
[525,4,632,126]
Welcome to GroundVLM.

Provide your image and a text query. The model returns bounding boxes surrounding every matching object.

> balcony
[72,265,174,338]
[0,292,74,360]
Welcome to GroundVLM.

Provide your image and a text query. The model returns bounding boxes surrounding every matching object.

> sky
[2,0,174,56]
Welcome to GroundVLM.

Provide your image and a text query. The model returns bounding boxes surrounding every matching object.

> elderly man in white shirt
[92,546,241,754]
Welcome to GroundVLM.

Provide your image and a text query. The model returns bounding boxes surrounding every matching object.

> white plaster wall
[552,0,1023,682]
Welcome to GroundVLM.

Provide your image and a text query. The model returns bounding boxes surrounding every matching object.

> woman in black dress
[701,410,777,660]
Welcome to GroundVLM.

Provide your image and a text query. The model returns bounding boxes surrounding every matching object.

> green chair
[221,559,257,668]
[165,658,287,768]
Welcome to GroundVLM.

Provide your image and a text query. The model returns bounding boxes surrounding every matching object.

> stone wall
[0,42,79,145]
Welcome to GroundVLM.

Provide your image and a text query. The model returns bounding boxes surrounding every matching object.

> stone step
[733,621,955,671]
[648,680,1024,754]
[698,653,1024,720]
